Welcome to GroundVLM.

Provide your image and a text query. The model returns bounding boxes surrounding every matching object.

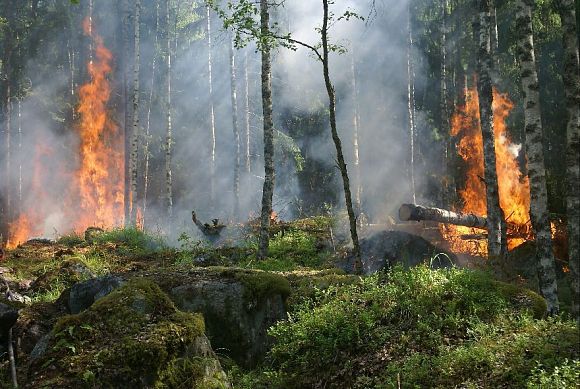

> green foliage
[237,266,579,388]
[527,359,580,388]
[93,227,166,256]
[57,232,85,247]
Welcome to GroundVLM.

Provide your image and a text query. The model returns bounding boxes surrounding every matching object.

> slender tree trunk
[164,0,173,219]
[441,0,454,207]
[143,0,159,224]
[129,0,141,225]
[17,98,21,215]
[207,5,217,212]
[407,4,417,203]
[321,0,362,273]
[350,52,362,217]
[122,0,131,225]
[244,50,251,176]
[257,0,275,260]
[491,0,500,67]
[4,84,11,223]
[476,0,506,259]
[515,0,559,315]
[555,0,580,321]
[230,36,241,221]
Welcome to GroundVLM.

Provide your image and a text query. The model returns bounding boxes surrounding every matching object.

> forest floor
[0,217,578,388]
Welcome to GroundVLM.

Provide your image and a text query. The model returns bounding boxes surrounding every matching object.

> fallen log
[399,203,488,229]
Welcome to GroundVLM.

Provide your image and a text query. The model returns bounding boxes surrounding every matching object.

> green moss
[219,268,291,302]
[494,280,547,319]
[30,278,223,388]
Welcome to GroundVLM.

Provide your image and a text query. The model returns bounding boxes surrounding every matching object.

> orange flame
[442,85,531,255]
[71,18,124,231]
[6,17,123,248]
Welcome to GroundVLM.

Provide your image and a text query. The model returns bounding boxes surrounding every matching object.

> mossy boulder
[28,278,230,388]
[168,268,290,368]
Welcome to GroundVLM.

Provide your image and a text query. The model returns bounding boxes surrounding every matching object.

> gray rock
[68,275,124,314]
[0,302,19,334]
[341,230,457,275]
[30,333,51,361]
[170,275,287,368]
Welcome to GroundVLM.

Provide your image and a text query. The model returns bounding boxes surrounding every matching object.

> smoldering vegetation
[0,0,446,243]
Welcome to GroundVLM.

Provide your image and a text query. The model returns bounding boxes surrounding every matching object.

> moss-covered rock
[28,278,229,388]
[167,267,289,368]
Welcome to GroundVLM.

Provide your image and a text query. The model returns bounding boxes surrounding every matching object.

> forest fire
[73,17,124,230]
[5,18,123,248]
[440,86,532,255]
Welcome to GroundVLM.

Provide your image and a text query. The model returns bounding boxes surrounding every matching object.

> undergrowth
[231,266,579,388]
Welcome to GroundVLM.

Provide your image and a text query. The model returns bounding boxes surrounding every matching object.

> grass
[231,266,579,388]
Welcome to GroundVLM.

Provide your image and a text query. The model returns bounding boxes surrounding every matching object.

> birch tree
[476,0,506,258]
[515,0,559,315]
[207,4,217,212]
[129,0,141,225]
[229,35,241,221]
[164,0,173,219]
[555,0,580,320]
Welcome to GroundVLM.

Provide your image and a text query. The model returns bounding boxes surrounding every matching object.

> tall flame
[5,17,123,248]
[442,85,531,255]
[72,17,124,230]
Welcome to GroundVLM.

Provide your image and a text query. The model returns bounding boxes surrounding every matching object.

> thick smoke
[1,0,431,243]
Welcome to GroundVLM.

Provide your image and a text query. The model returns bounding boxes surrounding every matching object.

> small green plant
[94,227,166,256]
[57,232,85,247]
[527,359,580,388]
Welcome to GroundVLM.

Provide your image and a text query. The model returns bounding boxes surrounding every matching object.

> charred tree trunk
[476,0,506,258]
[229,35,241,221]
[555,0,580,321]
[322,0,362,273]
[257,0,275,260]
[121,0,131,225]
[441,0,454,207]
[515,0,559,315]
[207,5,217,212]
[129,0,141,225]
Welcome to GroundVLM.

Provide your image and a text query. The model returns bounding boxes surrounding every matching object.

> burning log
[399,204,488,229]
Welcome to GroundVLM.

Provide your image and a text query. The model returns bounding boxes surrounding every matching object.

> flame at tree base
[5,17,124,248]
[441,85,532,256]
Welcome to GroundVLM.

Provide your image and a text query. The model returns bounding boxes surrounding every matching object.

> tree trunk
[399,203,488,228]
[515,0,559,315]
[321,0,362,273]
[407,4,417,203]
[129,0,141,225]
[257,0,275,260]
[555,0,580,321]
[490,0,500,67]
[122,0,131,225]
[206,5,217,212]
[164,0,173,219]
[441,0,454,207]
[244,50,252,176]
[229,35,241,221]
[143,0,160,224]
[476,0,506,258]
[350,52,362,217]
